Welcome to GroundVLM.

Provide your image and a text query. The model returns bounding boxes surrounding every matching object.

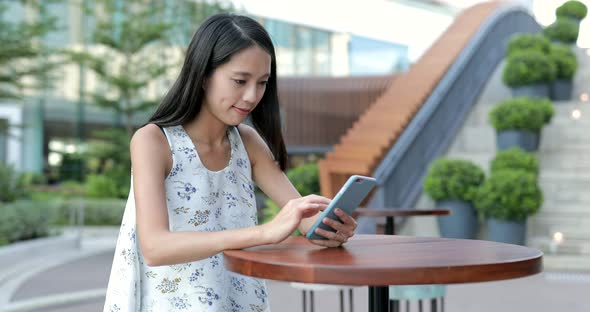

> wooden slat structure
[319,1,502,198]
[278,75,395,148]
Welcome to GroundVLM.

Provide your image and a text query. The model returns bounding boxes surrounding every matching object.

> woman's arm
[238,124,357,247]
[132,125,323,266]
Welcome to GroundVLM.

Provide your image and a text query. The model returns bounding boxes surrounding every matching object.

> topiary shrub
[490,148,539,176]
[474,170,543,221]
[489,97,549,132]
[549,44,578,80]
[423,159,485,202]
[556,0,588,21]
[507,34,551,56]
[543,19,580,44]
[502,51,556,87]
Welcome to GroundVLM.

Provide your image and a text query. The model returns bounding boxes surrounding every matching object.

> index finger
[306,194,332,205]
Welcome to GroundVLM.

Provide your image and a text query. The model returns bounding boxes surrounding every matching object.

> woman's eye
[233,79,246,85]
[259,81,268,86]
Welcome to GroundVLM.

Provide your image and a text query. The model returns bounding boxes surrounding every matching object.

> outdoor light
[48,140,65,152]
[65,144,77,154]
[581,93,589,102]
[571,109,582,120]
[587,49,590,56]
[48,152,63,166]
[549,231,565,254]
[553,232,564,243]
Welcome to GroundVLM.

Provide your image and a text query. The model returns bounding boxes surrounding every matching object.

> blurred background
[1,0,589,311]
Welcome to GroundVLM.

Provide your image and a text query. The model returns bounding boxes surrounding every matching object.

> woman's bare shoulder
[130,124,171,166]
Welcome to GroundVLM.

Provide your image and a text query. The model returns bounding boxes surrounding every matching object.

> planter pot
[511,84,550,99]
[496,130,539,152]
[532,130,541,150]
[436,200,478,239]
[486,218,526,245]
[551,79,573,101]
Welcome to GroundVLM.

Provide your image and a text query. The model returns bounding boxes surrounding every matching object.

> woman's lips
[233,106,250,115]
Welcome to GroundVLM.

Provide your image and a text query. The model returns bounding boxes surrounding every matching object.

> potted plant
[556,0,588,25]
[423,158,485,239]
[490,147,539,177]
[506,34,551,56]
[502,51,556,98]
[489,97,552,151]
[548,44,578,101]
[474,170,543,245]
[543,18,580,45]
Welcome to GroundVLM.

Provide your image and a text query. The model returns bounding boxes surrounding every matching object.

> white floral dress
[103,125,269,312]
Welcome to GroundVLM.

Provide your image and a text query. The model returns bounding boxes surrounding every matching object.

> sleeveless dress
[103,125,270,312]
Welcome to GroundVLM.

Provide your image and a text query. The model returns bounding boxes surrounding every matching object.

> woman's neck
[183,110,228,147]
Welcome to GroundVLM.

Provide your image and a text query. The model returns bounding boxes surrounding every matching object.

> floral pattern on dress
[189,210,210,227]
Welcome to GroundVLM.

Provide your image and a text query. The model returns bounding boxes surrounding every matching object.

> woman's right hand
[262,195,330,244]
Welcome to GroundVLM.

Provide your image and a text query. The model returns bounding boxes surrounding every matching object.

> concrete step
[463,100,589,127]
[537,204,590,214]
[539,154,590,171]
[529,223,590,240]
[530,214,590,231]
[541,254,590,272]
[539,144,590,153]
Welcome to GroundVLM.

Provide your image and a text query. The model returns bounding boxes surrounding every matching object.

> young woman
[103,13,357,312]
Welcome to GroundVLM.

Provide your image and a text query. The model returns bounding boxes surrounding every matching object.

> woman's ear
[202,78,208,91]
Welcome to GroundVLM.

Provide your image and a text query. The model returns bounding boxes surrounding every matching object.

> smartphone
[305,175,377,240]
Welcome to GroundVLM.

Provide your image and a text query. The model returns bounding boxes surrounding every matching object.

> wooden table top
[224,235,543,286]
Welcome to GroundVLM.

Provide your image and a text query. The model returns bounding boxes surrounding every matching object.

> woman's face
[202,45,271,126]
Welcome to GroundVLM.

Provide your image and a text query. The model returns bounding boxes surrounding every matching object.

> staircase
[407,47,590,272]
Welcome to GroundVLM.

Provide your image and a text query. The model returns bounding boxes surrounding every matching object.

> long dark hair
[148,13,288,171]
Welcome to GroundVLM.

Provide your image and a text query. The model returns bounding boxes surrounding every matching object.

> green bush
[85,174,120,198]
[556,0,588,20]
[549,44,578,80]
[474,170,543,221]
[0,200,59,245]
[490,148,539,176]
[83,128,131,199]
[507,34,551,56]
[286,162,320,195]
[502,51,556,87]
[53,197,125,226]
[0,163,31,203]
[543,19,579,44]
[489,97,548,132]
[423,159,485,202]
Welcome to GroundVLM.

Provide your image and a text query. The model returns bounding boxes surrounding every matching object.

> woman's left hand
[309,208,357,247]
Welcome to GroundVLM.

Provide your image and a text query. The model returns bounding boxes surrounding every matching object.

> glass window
[349,36,409,75]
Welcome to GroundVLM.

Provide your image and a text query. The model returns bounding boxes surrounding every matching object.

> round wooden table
[224,234,543,312]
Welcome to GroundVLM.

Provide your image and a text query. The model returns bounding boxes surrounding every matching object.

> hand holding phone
[306,175,377,240]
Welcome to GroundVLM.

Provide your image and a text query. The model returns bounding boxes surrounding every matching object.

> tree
[67,0,173,137]
[71,0,233,197]
[0,0,60,101]
[68,0,233,138]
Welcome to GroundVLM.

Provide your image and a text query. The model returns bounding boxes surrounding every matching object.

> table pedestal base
[369,286,389,312]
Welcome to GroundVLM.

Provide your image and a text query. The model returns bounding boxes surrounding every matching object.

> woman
[103,13,357,311]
